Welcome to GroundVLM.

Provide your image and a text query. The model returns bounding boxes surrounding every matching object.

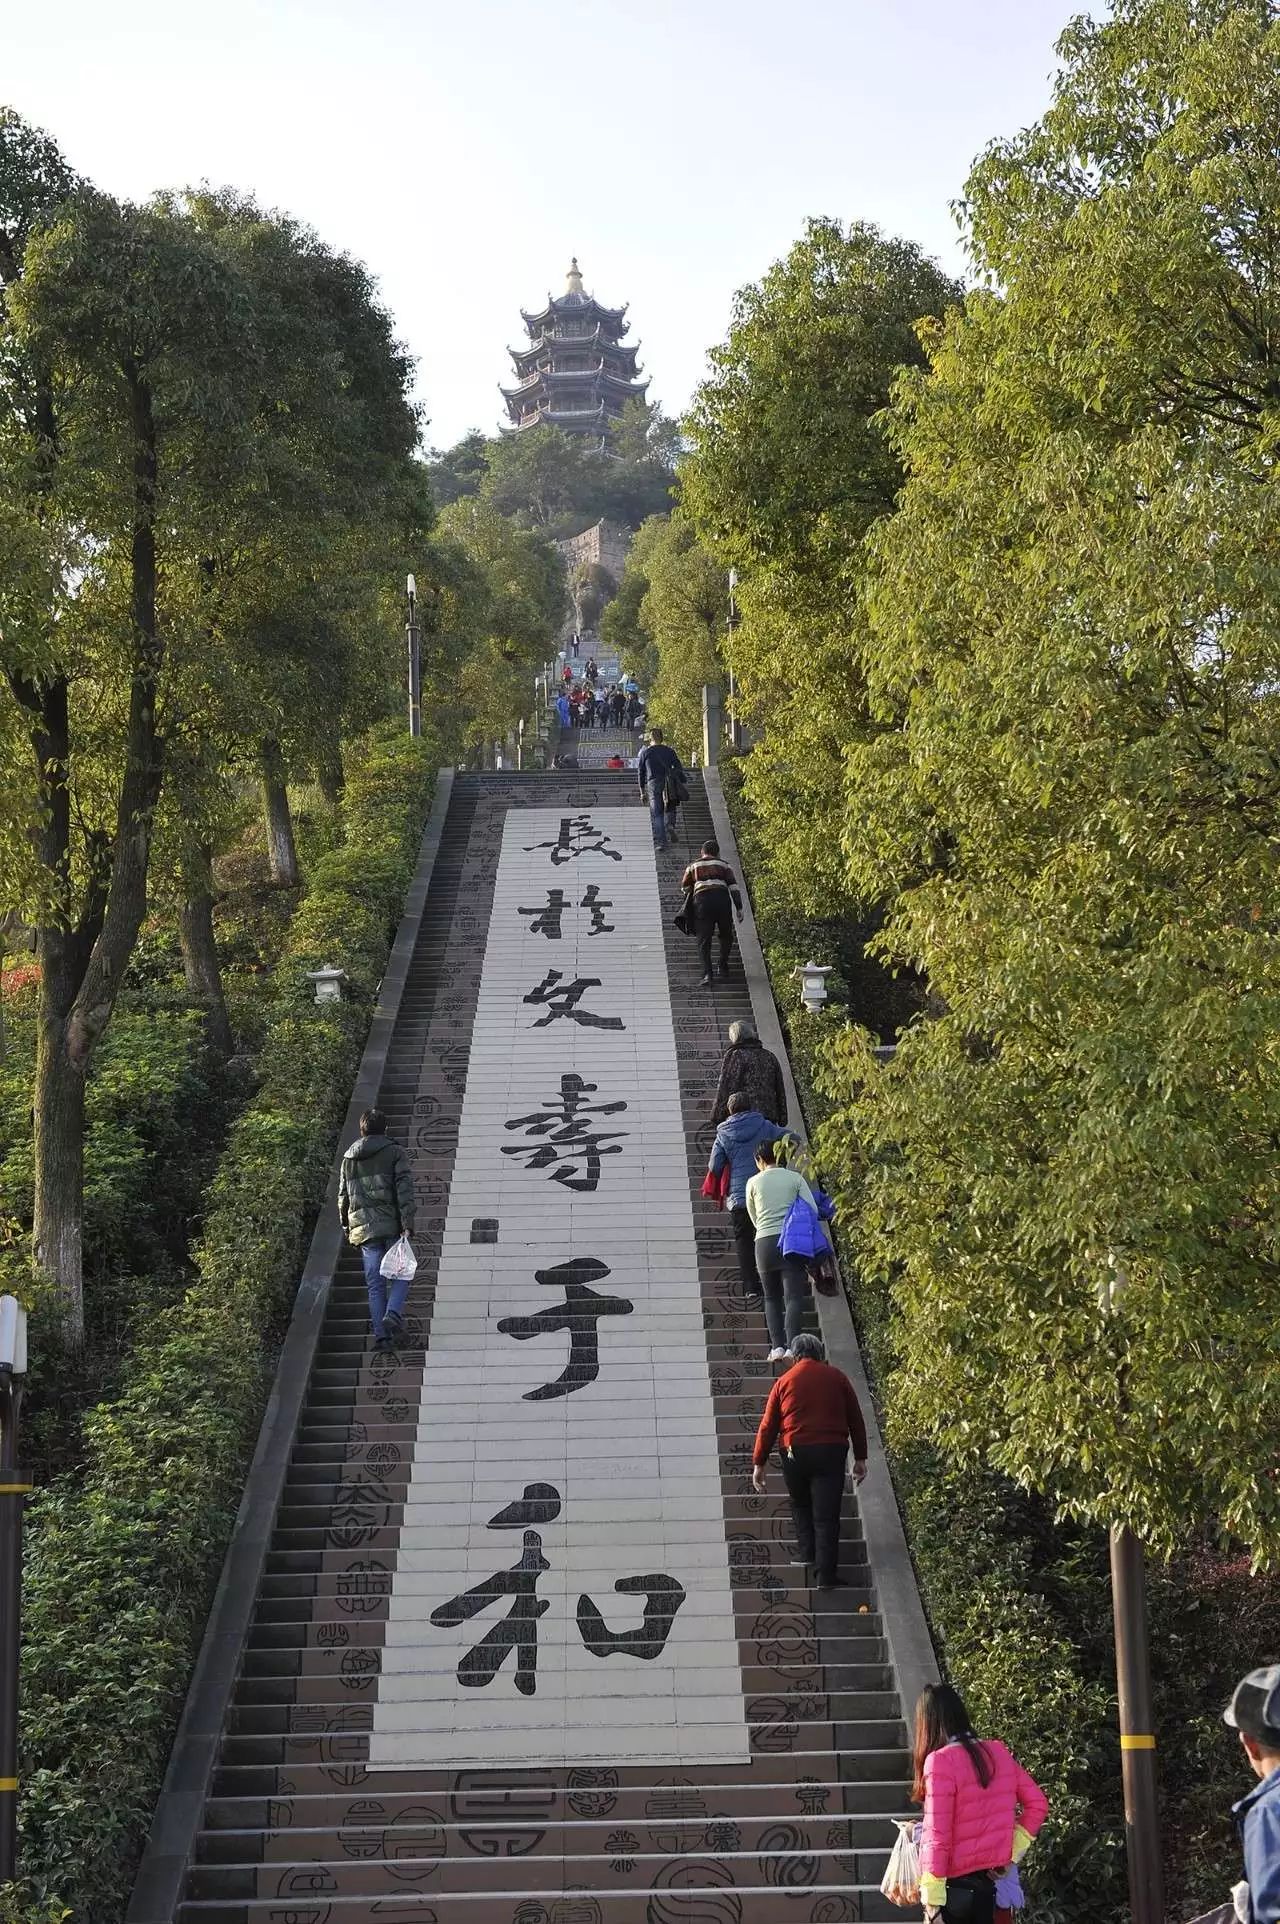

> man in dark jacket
[711,1018,788,1125]
[339,1107,416,1348]
[636,727,685,851]
[709,1092,792,1308]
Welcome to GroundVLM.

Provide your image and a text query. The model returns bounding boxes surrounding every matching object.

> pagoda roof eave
[521,299,629,333]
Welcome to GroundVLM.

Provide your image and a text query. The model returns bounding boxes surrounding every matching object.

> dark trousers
[755,1234,809,1349]
[695,893,734,975]
[941,1874,999,1924]
[730,1204,760,1298]
[779,1441,847,1582]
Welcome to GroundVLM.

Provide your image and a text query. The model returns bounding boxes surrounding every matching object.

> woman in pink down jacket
[913,1683,1049,1923]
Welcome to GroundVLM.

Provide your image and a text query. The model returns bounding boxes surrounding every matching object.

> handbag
[879,1819,920,1905]
[673,905,693,936]
[379,1234,418,1282]
[664,770,689,807]
[807,1250,840,1296]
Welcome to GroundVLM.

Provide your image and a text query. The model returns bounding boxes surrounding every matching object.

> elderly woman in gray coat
[711,1018,788,1126]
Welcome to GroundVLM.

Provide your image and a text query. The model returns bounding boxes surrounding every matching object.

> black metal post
[1110,1524,1164,1924]
[0,1372,27,1885]
[725,571,742,751]
[406,592,421,740]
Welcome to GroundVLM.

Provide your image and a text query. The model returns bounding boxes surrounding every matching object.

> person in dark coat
[636,727,685,851]
[712,1018,787,1125]
[339,1106,416,1348]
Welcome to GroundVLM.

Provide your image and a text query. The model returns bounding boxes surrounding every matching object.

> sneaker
[743,1291,764,1311]
[699,973,713,987]
[383,1311,405,1346]
[374,1333,392,1351]
[717,961,732,979]
[767,1346,789,1363]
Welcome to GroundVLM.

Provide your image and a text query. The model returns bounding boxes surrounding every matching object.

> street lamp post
[1099,1255,1164,1924]
[1111,1524,1164,1924]
[0,1296,29,1886]
[406,574,422,739]
[726,569,742,751]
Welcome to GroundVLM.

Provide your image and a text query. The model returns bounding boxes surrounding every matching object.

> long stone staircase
[132,769,927,1924]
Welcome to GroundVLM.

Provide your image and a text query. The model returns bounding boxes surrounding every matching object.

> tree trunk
[27,369,165,1349]
[260,737,300,887]
[179,845,232,1060]
[32,1006,87,1350]
[317,741,345,808]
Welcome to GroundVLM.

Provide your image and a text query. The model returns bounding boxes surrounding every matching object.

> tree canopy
[681,218,960,913]
[426,399,678,537]
[813,0,1280,1558]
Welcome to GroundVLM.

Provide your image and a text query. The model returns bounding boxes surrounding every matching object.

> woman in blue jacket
[709,1094,791,1313]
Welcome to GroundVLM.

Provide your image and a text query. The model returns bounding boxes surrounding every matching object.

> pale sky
[4,0,1075,449]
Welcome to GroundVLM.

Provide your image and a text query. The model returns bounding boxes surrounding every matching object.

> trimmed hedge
[15,723,438,1919]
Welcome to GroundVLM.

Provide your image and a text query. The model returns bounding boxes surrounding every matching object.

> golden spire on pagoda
[565,257,585,296]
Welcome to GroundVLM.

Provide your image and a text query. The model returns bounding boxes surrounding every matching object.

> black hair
[360,1108,387,1135]
[912,1683,992,1802]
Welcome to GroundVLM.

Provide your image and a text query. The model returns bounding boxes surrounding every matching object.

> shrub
[14,726,438,1918]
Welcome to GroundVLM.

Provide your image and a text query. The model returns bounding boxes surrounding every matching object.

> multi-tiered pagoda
[502,258,648,441]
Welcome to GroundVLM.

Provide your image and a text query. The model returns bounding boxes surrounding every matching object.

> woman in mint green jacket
[745,1141,816,1361]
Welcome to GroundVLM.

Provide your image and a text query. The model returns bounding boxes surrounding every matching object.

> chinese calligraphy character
[524,815,622,866]
[433,1485,688,1696]
[578,885,614,934]
[517,888,568,939]
[523,971,625,1031]
[577,1574,687,1660]
[502,1074,627,1193]
[430,1484,561,1696]
[518,887,616,939]
[497,1257,634,1400]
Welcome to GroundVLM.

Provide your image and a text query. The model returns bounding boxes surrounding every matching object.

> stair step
[178,1888,903,1923]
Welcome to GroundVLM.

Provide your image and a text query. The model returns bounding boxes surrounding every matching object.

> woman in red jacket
[913,1682,1048,1922]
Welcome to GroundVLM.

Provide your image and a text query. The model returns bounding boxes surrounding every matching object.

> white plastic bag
[880,1820,921,1906]
[379,1234,417,1282]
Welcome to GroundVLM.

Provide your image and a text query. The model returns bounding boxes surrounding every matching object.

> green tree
[434,496,567,758]
[594,398,679,527]
[479,424,596,530]
[603,513,726,759]
[600,514,664,687]
[820,0,1280,1558]
[425,429,490,507]
[682,218,960,913]
[181,190,425,886]
[1,180,261,1346]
